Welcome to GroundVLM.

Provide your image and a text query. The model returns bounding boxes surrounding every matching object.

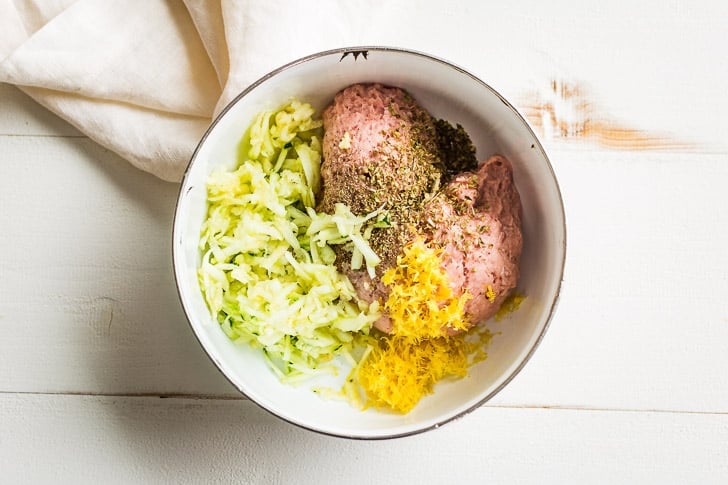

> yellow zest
[357,329,492,414]
[485,284,496,303]
[381,238,472,338]
[355,237,488,413]
[494,292,527,321]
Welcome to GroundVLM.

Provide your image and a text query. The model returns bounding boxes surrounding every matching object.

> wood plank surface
[0,83,82,136]
[2,394,727,484]
[2,127,727,414]
[2,1,728,481]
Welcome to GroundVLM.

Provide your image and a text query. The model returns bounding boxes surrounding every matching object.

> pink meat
[317,83,440,219]
[318,83,522,334]
[317,83,442,332]
[423,155,523,327]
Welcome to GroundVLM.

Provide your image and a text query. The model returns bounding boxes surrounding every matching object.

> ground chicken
[319,83,522,334]
[422,155,522,328]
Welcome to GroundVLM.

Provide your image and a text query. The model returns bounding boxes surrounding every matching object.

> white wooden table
[2,3,728,483]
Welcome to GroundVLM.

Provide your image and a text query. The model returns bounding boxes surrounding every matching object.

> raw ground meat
[423,155,522,328]
[318,83,522,334]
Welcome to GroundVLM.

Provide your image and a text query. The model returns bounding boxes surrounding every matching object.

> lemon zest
[357,328,492,414]
[494,292,527,321]
[485,284,496,303]
[356,237,493,413]
[381,238,471,338]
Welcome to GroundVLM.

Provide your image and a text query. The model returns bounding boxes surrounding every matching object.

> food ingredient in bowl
[197,87,524,413]
[381,237,473,338]
[316,83,523,412]
[319,83,522,336]
[357,329,493,414]
[318,83,443,308]
[198,100,385,383]
[354,236,494,413]
[422,155,522,327]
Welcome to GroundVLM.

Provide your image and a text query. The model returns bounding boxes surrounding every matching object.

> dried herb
[434,119,478,180]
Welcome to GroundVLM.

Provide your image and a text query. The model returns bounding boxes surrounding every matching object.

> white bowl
[173,47,566,439]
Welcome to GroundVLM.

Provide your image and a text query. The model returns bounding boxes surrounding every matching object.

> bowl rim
[172,45,567,440]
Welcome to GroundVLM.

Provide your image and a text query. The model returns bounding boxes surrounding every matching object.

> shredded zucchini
[198,100,384,382]
[197,98,517,413]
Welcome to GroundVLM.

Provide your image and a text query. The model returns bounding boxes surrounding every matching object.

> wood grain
[2,1,728,479]
[519,80,694,150]
[2,394,727,483]
[0,132,236,397]
[2,112,727,415]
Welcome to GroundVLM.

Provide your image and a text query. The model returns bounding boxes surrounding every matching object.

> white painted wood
[491,149,728,412]
[374,1,728,151]
[2,132,727,415]
[0,134,236,397]
[0,84,82,136]
[2,1,728,479]
[2,394,727,484]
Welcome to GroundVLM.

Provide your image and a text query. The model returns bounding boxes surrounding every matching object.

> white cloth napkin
[0,0,442,182]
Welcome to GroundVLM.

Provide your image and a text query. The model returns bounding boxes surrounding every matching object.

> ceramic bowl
[173,47,566,439]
